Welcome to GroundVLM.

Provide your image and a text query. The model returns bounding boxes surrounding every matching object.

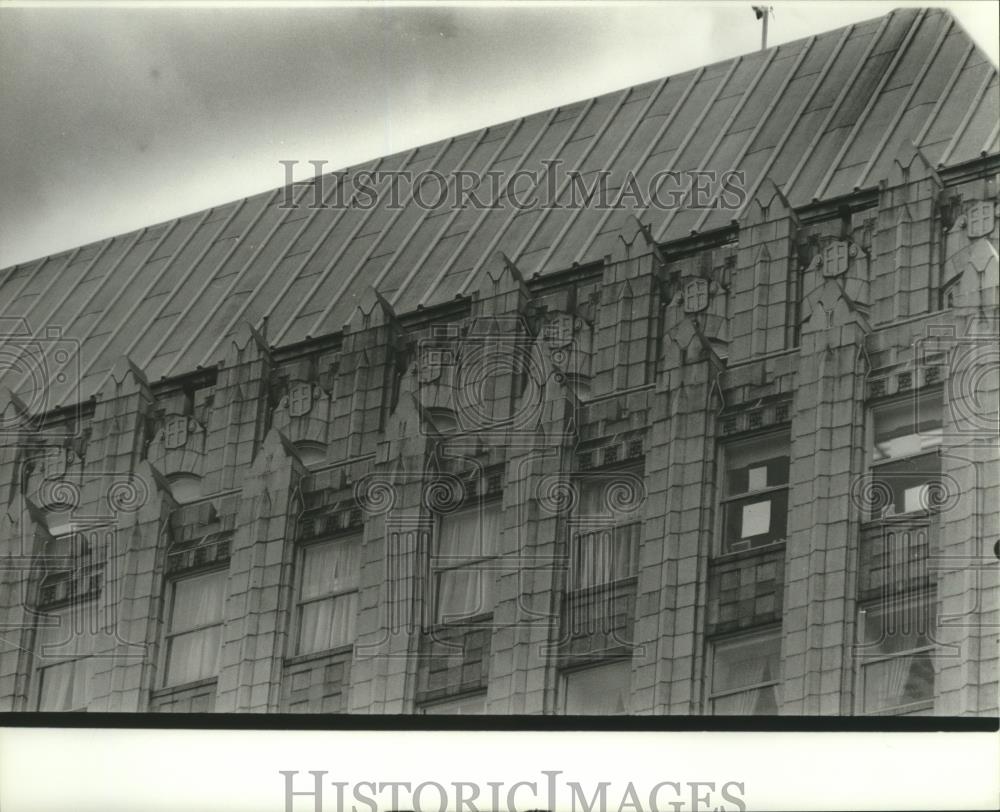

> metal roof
[1,7,997,410]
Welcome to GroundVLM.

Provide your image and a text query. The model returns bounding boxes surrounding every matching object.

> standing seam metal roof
[1,7,997,409]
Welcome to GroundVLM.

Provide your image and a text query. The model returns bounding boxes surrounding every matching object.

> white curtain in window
[171,571,227,632]
[301,538,361,600]
[37,658,93,711]
[437,565,495,621]
[712,683,778,715]
[437,505,501,560]
[564,661,631,715]
[573,525,639,589]
[166,624,223,686]
[298,592,359,654]
[711,634,779,714]
[37,602,102,658]
[864,655,915,712]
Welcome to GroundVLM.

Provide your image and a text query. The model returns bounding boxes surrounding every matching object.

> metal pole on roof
[753,6,773,50]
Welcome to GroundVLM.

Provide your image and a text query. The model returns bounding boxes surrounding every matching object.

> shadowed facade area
[0,7,997,715]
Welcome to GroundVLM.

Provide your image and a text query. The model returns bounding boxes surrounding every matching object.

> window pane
[170,570,227,633]
[870,453,941,517]
[873,395,943,462]
[741,500,771,537]
[436,563,495,622]
[298,592,358,654]
[437,503,501,560]
[165,625,222,685]
[571,523,639,589]
[422,693,488,714]
[861,651,934,713]
[37,658,93,711]
[711,632,780,694]
[723,490,788,551]
[859,598,934,654]
[711,684,779,715]
[36,602,102,658]
[725,434,790,496]
[301,538,361,600]
[564,661,631,714]
[576,475,644,524]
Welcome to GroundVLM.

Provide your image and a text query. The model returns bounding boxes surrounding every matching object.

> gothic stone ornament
[682,277,710,314]
[822,240,853,278]
[966,201,995,239]
[543,313,575,348]
[163,415,189,450]
[417,346,449,384]
[287,382,313,418]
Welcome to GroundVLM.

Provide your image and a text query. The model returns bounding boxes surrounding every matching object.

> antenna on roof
[752,6,774,51]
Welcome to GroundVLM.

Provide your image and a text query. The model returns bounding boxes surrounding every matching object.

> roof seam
[572,67,706,264]
[690,40,812,234]
[782,11,895,197]
[163,184,319,378]
[812,8,928,201]
[537,75,671,272]
[455,97,602,298]
[268,157,390,346]
[304,139,456,338]
[854,14,953,190]
[389,120,526,309]
[509,86,635,270]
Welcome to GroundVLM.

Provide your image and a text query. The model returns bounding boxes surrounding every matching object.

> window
[162,569,227,687]
[869,392,942,519]
[563,660,632,714]
[420,693,488,715]
[34,601,100,711]
[856,594,935,715]
[720,432,790,553]
[434,503,501,623]
[569,473,642,590]
[295,537,361,655]
[707,629,781,714]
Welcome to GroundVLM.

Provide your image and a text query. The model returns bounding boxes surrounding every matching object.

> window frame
[866,390,943,521]
[561,658,633,715]
[567,465,643,592]
[292,534,362,657]
[716,429,791,556]
[705,626,782,715]
[432,499,503,624]
[418,691,489,715]
[33,600,100,712]
[160,567,228,689]
[853,591,937,716]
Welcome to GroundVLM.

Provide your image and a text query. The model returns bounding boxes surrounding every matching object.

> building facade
[0,8,998,715]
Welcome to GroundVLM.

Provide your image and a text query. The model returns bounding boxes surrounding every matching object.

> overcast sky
[1,1,997,269]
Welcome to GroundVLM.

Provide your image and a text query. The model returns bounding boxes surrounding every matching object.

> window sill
[426,612,494,633]
[712,541,786,565]
[859,700,935,716]
[283,645,355,668]
[565,576,639,599]
[151,676,218,699]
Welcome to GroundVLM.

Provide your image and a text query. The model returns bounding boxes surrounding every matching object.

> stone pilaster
[632,254,728,714]
[591,218,663,397]
[782,272,871,714]
[730,179,798,363]
[349,372,431,713]
[216,427,304,712]
[202,322,273,496]
[872,142,942,323]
